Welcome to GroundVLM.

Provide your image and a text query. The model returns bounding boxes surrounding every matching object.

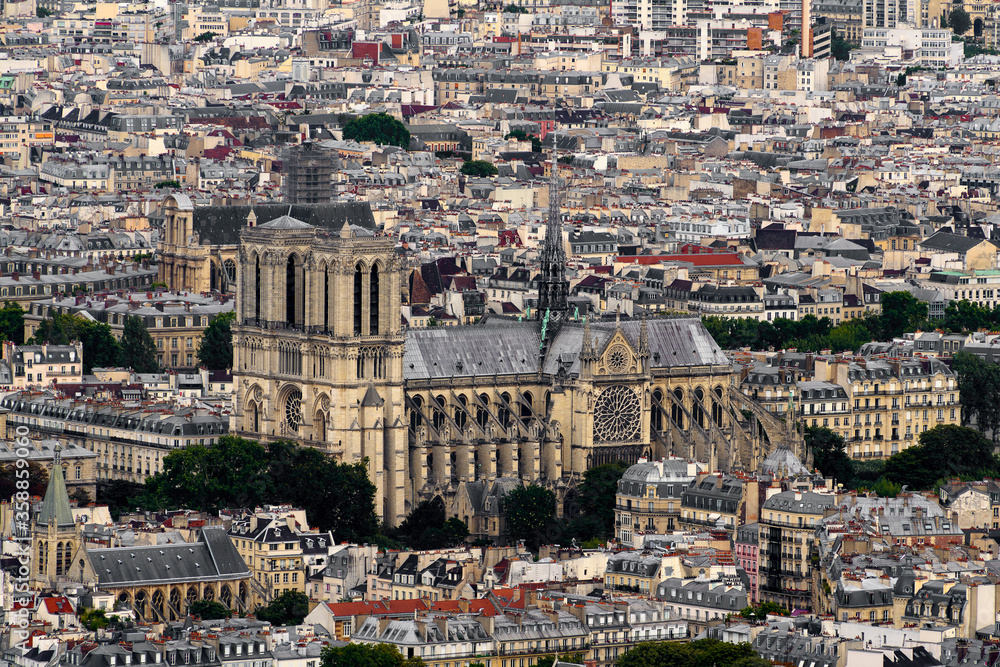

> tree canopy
[390,496,469,550]
[505,129,542,152]
[120,315,159,373]
[952,351,1000,441]
[255,590,310,626]
[503,484,556,549]
[197,311,235,370]
[342,113,410,149]
[616,639,772,667]
[575,461,630,538]
[460,160,499,177]
[29,313,121,373]
[0,301,24,344]
[188,600,231,620]
[883,424,998,490]
[135,437,379,541]
[702,291,932,353]
[805,426,855,485]
[321,643,426,667]
[949,8,972,34]
[0,461,48,500]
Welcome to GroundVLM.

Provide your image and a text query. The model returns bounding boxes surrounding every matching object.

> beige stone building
[742,355,961,460]
[231,180,758,525]
[759,489,837,612]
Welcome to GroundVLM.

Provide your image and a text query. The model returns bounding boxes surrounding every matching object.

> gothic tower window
[714,386,724,427]
[354,264,363,335]
[324,267,330,332]
[254,256,261,323]
[476,394,490,431]
[370,265,380,335]
[286,255,296,326]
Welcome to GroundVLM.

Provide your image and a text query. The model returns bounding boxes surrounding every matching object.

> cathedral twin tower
[233,216,408,522]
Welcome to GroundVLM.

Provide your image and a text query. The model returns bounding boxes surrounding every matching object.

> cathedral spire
[38,444,74,527]
[536,126,569,322]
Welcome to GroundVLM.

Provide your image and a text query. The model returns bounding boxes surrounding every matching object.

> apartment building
[24,291,235,371]
[615,458,703,545]
[742,355,961,459]
[228,508,334,604]
[735,523,759,602]
[108,155,177,192]
[758,490,837,612]
[678,473,759,535]
[0,392,230,483]
[0,341,83,389]
[0,117,54,168]
[656,578,748,633]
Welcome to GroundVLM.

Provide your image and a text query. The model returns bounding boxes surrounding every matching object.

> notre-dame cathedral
[227,168,749,528]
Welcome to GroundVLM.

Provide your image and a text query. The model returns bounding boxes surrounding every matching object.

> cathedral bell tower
[31,444,82,588]
[232,214,407,525]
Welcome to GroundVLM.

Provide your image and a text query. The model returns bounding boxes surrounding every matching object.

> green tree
[119,315,159,373]
[883,424,997,490]
[616,639,771,667]
[504,3,528,11]
[80,607,109,631]
[255,590,310,626]
[504,129,542,152]
[36,6,52,16]
[188,600,231,620]
[392,496,469,549]
[576,461,630,538]
[77,320,122,373]
[0,301,24,344]
[70,487,92,505]
[738,602,789,621]
[805,426,855,485]
[96,479,147,519]
[875,291,928,340]
[342,113,410,149]
[197,311,235,370]
[952,351,1000,440]
[460,160,499,177]
[266,441,379,541]
[154,180,181,189]
[0,461,48,499]
[536,654,584,667]
[949,8,972,34]
[147,436,271,512]
[194,31,217,42]
[503,484,556,549]
[831,28,857,60]
[321,643,425,667]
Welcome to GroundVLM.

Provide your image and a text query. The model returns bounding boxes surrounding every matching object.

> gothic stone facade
[232,219,742,526]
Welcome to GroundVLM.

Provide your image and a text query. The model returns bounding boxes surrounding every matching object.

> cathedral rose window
[284,389,303,433]
[594,385,641,443]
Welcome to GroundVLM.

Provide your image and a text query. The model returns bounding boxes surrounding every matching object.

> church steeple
[536,129,569,322]
[38,444,74,527]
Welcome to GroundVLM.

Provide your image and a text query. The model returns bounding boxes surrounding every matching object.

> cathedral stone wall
[231,212,742,530]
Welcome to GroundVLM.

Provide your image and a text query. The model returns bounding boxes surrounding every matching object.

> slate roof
[920,232,989,253]
[88,527,249,586]
[193,203,375,245]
